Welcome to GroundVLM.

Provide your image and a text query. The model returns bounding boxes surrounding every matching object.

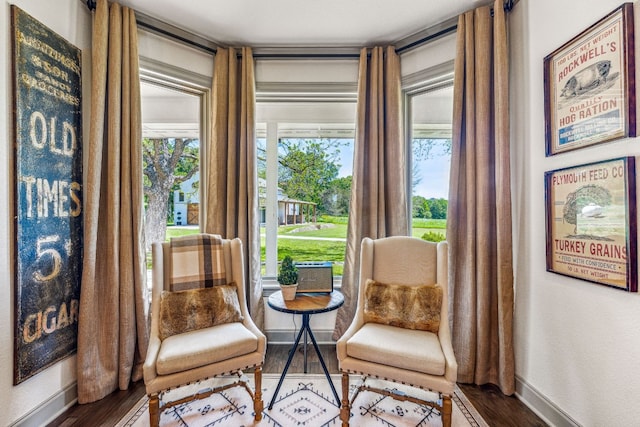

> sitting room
[1,1,639,426]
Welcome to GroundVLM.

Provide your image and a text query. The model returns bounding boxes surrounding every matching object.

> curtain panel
[204,47,264,329]
[333,46,409,339]
[77,0,149,403]
[447,0,515,394]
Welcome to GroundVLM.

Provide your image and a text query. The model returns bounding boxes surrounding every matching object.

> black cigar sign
[11,6,83,384]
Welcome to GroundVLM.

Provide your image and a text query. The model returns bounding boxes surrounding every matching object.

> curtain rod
[136,12,219,55]
[84,0,518,58]
[493,0,517,16]
[396,0,519,54]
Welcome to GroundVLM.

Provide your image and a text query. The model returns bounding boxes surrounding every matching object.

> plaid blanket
[169,234,227,291]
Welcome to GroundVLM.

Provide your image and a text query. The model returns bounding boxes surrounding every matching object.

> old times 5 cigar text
[11,6,83,384]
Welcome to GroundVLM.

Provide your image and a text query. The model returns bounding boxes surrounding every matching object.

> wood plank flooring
[48,344,547,426]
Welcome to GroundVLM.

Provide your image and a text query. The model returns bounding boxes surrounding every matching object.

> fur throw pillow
[363,279,442,333]
[159,283,244,340]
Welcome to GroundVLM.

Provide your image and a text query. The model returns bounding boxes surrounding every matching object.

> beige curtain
[204,47,264,329]
[77,0,149,403]
[447,0,515,395]
[333,46,408,338]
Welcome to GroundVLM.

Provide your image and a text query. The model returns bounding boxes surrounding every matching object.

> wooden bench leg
[442,395,452,427]
[148,393,160,427]
[340,372,350,426]
[254,366,264,421]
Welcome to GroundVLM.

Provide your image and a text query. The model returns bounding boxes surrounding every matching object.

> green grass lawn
[411,218,447,229]
[267,238,346,275]
[159,218,446,276]
[280,223,348,238]
[165,226,200,239]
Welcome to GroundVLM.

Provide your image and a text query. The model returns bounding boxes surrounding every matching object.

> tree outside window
[142,137,199,248]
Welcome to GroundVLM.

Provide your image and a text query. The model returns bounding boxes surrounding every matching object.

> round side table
[266,290,344,410]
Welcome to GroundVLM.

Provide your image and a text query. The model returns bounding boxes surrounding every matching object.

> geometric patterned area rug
[116,374,489,427]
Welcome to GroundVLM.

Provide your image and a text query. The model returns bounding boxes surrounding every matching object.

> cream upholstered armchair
[337,236,457,427]
[143,234,266,426]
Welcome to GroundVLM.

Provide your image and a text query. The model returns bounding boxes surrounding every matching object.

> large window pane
[140,81,202,273]
[256,115,356,278]
[275,137,353,276]
[410,86,453,242]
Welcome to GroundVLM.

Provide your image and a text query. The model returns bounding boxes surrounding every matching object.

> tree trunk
[142,137,200,249]
[145,189,171,249]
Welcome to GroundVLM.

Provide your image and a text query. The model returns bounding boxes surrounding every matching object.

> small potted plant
[277,255,298,301]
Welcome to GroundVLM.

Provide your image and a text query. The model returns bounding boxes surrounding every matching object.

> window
[257,102,356,280]
[407,84,453,242]
[140,74,208,275]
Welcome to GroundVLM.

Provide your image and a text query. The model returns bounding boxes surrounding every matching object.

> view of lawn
[162,217,446,277]
[166,226,200,239]
[148,134,450,278]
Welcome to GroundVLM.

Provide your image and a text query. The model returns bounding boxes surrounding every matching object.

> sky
[337,142,451,200]
[414,155,451,199]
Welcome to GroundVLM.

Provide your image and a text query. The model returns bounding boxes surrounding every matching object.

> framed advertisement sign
[545,157,636,291]
[11,6,83,384]
[544,3,636,156]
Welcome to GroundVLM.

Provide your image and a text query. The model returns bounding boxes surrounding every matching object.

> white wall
[512,1,640,426]
[256,59,358,83]
[0,1,91,425]
[400,32,456,76]
[138,30,213,79]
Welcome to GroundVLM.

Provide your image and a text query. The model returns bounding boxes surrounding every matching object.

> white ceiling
[136,1,466,138]
[118,0,483,47]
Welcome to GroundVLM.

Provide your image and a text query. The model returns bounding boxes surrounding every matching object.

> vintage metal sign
[544,3,636,156]
[11,6,83,384]
[545,158,637,291]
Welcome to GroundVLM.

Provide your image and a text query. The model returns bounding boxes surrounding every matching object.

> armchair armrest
[143,334,162,383]
[438,328,458,384]
[336,309,364,361]
[242,312,267,357]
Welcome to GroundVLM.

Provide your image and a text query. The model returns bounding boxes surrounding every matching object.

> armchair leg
[148,393,160,427]
[340,372,350,426]
[253,367,264,421]
[442,395,452,427]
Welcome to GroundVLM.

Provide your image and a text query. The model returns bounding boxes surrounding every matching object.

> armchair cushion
[169,234,226,290]
[156,322,258,375]
[159,283,244,340]
[345,323,445,376]
[363,279,442,333]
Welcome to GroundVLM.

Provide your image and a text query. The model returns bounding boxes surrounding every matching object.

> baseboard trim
[515,376,580,427]
[10,382,77,427]
[266,329,336,345]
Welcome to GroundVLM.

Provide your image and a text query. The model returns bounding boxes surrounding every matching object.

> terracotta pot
[280,284,298,300]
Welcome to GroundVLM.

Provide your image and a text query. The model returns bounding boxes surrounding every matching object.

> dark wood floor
[49,344,547,426]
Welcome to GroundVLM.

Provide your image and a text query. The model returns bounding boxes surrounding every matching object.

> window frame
[402,61,455,227]
[139,56,211,226]
[256,82,357,285]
